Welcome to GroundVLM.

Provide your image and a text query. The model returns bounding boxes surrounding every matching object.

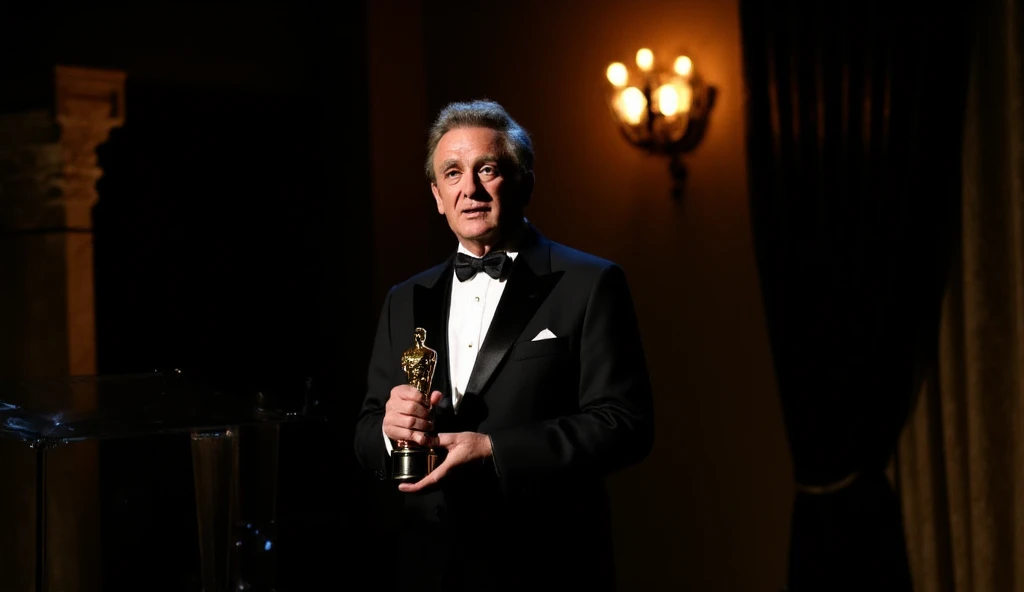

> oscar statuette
[391,327,439,481]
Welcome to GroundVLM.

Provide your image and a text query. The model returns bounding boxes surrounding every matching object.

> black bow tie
[454,251,513,282]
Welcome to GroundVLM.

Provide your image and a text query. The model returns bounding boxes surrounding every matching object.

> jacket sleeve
[353,286,398,478]
[487,264,655,490]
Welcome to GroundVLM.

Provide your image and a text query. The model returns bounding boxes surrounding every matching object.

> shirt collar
[456,243,519,261]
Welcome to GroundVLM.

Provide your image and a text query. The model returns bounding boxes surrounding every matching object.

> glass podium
[0,369,324,592]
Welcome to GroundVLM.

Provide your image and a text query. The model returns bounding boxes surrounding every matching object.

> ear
[431,184,445,215]
[520,171,535,206]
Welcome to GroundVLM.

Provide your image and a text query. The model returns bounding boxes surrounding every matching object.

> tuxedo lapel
[412,265,452,402]
[464,226,562,397]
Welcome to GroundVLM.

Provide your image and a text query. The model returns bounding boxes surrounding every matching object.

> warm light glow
[603,49,710,198]
[674,56,693,77]
[678,83,693,112]
[606,62,629,87]
[617,87,647,125]
[655,84,679,116]
[635,48,654,72]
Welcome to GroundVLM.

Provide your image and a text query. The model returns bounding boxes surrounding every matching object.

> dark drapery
[899,0,1024,588]
[738,1,971,589]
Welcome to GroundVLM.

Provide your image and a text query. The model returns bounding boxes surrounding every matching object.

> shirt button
[468,343,473,348]
[474,296,480,302]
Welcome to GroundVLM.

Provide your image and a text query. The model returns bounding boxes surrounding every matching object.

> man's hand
[397,432,493,493]
[383,385,442,446]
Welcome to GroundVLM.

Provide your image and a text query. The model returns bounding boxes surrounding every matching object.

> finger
[383,426,410,442]
[391,385,431,404]
[384,427,434,446]
[383,409,432,429]
[434,432,457,448]
[428,390,443,407]
[387,399,433,420]
[398,462,448,493]
[395,414,433,432]
[408,430,434,447]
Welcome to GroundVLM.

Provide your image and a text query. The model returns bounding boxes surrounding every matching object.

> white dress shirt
[383,243,518,454]
[448,243,517,412]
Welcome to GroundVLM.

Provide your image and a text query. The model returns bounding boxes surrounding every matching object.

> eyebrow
[438,158,460,173]
[474,153,499,169]
[438,153,501,175]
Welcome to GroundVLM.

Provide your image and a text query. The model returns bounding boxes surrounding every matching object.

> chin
[459,222,497,241]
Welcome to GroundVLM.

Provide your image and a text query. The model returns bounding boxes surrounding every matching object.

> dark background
[0,0,803,590]
[3,2,379,589]
[1,0,1009,589]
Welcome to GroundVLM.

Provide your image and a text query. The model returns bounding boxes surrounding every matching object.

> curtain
[898,0,1024,589]
[737,1,971,589]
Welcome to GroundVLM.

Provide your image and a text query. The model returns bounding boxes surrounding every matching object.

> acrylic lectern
[0,370,324,592]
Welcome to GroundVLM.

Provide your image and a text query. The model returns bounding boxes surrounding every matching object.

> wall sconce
[606,48,715,199]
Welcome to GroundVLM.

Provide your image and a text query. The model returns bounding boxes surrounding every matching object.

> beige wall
[370,0,793,588]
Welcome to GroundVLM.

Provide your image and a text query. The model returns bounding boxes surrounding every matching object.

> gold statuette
[392,327,439,481]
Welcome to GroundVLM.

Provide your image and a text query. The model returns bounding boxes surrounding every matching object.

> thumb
[429,390,443,406]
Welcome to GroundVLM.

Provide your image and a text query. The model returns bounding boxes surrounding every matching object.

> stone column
[0,65,125,592]
[55,66,126,377]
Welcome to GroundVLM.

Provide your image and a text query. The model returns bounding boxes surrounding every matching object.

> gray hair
[424,99,534,184]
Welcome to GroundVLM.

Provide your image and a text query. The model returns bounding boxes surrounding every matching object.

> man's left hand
[397,431,493,493]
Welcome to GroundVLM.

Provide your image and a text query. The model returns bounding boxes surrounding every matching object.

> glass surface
[0,370,318,446]
[0,371,317,592]
[192,427,240,592]
[234,423,280,591]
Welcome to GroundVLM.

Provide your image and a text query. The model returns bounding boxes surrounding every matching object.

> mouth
[462,206,491,216]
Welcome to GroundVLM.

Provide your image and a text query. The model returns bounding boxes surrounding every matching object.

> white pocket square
[532,329,557,341]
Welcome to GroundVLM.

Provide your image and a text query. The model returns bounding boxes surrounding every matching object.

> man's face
[430,126,527,255]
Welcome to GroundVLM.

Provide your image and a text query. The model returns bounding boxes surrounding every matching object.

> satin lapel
[464,234,561,397]
[413,269,452,402]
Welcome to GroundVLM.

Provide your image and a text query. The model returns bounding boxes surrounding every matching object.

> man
[353,99,654,591]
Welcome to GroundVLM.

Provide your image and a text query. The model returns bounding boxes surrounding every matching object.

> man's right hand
[383,385,442,446]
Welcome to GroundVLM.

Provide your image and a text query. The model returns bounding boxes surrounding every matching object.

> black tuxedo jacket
[354,224,653,591]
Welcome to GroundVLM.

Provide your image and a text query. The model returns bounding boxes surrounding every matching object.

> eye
[444,169,461,181]
[478,164,498,178]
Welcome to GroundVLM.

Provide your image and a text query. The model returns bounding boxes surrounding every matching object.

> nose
[460,174,481,199]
